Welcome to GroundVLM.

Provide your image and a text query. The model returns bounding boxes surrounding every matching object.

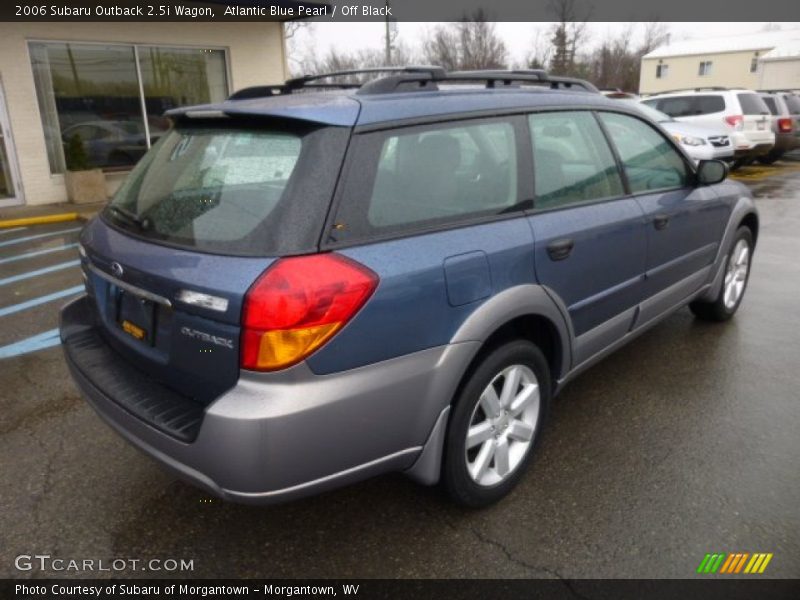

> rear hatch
[79,117,350,404]
[737,93,774,143]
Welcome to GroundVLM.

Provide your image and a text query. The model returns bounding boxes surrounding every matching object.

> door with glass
[0,78,23,208]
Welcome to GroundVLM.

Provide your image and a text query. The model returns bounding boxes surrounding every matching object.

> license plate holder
[757,121,766,130]
[115,287,156,345]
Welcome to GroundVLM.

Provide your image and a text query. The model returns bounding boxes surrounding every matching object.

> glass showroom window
[29,42,228,173]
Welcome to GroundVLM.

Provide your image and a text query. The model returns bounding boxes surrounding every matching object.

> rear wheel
[442,340,551,507]
[690,227,753,322]
[757,152,781,165]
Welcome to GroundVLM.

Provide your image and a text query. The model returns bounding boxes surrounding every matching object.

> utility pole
[384,1,392,64]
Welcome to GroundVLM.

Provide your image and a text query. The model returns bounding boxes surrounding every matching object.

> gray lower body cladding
[61,295,478,504]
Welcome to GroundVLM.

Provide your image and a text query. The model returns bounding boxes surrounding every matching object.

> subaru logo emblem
[110,262,124,278]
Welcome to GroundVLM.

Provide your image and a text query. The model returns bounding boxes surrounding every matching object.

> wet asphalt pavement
[1,161,799,580]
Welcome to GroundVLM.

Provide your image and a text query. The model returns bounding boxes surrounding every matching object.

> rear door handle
[653,214,670,230]
[547,238,574,261]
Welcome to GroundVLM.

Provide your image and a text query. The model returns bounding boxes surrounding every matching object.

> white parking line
[0,227,81,249]
[0,328,60,359]
[0,227,28,236]
[0,260,80,286]
[0,285,84,318]
[0,243,79,266]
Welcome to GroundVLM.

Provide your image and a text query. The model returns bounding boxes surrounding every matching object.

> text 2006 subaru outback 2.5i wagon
[60,68,758,507]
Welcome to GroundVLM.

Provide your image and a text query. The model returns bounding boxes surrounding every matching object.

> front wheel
[690,227,753,321]
[442,340,551,508]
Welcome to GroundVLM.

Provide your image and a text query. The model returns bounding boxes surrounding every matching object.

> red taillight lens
[778,118,793,133]
[241,254,378,371]
[724,115,744,130]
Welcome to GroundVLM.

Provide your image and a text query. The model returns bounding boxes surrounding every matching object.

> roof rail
[227,66,599,100]
[357,68,599,95]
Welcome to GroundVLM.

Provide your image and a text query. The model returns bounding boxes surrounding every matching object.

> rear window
[104,121,349,256]
[783,94,800,113]
[761,96,779,115]
[737,93,770,115]
[647,95,726,117]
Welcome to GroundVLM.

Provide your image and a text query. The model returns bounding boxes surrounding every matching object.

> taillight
[724,115,744,130]
[778,118,793,133]
[241,254,378,371]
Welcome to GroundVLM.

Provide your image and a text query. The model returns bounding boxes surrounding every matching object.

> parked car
[756,91,800,164]
[62,120,165,168]
[60,68,758,508]
[611,98,734,162]
[641,89,775,168]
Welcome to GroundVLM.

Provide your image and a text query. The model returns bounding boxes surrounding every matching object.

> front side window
[599,112,690,194]
[332,119,520,240]
[529,111,624,210]
[29,42,228,174]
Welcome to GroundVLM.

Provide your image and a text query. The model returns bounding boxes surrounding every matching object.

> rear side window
[648,95,725,117]
[599,112,690,193]
[330,118,522,242]
[104,121,349,255]
[782,94,800,113]
[737,93,770,115]
[529,111,623,209]
[761,96,779,115]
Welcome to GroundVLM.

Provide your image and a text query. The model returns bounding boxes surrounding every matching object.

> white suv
[642,89,775,168]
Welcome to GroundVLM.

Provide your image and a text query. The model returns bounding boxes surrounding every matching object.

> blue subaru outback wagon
[60,68,758,507]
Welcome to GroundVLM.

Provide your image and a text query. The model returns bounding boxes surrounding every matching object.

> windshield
[106,127,303,251]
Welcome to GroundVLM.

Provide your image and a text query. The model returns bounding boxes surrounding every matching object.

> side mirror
[696,159,728,185]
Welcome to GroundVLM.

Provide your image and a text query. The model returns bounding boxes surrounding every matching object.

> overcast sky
[289,22,800,68]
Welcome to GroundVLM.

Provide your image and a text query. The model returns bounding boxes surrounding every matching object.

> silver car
[630,101,734,162]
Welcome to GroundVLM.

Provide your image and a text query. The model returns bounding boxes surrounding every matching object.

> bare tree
[547,0,589,76]
[586,22,670,91]
[422,10,508,70]
[525,28,552,70]
[284,21,314,73]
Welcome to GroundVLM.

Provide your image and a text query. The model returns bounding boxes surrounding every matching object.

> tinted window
[782,94,800,113]
[737,93,770,115]
[761,96,779,115]
[651,95,725,117]
[105,121,348,256]
[337,120,519,235]
[529,111,624,209]
[599,112,690,193]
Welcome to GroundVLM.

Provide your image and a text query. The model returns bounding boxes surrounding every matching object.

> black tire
[442,339,551,508]
[690,226,753,322]
[757,153,780,166]
[730,159,745,171]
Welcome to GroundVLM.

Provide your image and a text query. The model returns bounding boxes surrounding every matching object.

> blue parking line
[0,328,61,359]
[0,243,78,265]
[0,227,28,236]
[0,227,81,249]
[0,285,84,318]
[0,260,80,286]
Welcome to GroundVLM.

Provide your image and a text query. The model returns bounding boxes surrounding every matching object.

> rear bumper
[60,295,475,504]
[732,143,774,160]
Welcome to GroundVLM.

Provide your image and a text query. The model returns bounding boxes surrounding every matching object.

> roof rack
[227,66,599,100]
[227,66,446,99]
[358,68,599,95]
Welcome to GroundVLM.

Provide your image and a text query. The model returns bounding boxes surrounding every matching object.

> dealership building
[0,21,288,209]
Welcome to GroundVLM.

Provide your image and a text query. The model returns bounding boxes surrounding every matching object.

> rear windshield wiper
[108,205,150,230]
